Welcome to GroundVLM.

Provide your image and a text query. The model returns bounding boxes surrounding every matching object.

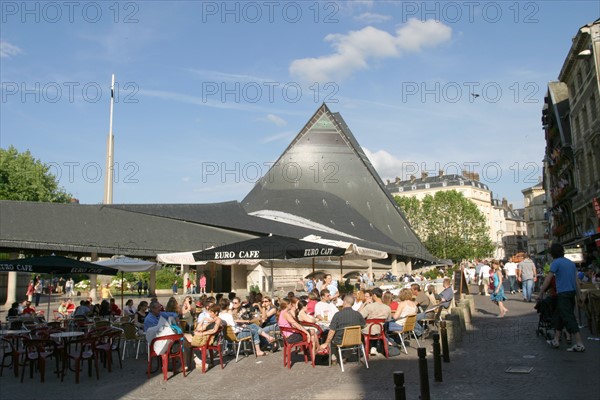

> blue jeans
[237,323,263,345]
[507,276,517,292]
[522,279,534,301]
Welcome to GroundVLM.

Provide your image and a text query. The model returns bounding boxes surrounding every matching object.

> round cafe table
[50,331,86,375]
[0,330,29,336]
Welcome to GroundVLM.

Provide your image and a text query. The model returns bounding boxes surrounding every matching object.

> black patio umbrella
[192,235,346,262]
[192,235,346,296]
[0,255,119,317]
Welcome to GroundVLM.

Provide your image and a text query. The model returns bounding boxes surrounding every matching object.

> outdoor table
[50,331,85,375]
[0,329,29,336]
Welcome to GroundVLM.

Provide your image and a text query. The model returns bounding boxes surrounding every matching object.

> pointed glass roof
[242,104,435,261]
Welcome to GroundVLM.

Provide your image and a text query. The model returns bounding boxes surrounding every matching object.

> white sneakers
[370,347,378,356]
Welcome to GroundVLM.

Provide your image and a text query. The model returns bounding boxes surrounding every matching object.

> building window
[398,187,403,192]
[411,185,416,190]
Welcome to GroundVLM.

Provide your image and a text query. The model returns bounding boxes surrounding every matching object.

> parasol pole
[312,258,315,274]
[47,273,53,319]
[121,271,124,311]
[270,260,274,298]
[340,258,343,284]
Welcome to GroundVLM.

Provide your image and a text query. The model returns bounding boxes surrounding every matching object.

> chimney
[474,172,480,181]
[410,175,416,183]
[69,198,80,204]
[386,179,390,185]
[395,176,401,184]
[421,172,428,179]
[438,169,444,177]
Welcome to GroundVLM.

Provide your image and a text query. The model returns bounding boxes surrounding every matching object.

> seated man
[21,301,36,315]
[109,298,122,316]
[314,289,339,322]
[359,288,391,355]
[145,301,192,370]
[417,278,454,327]
[319,296,366,356]
[73,300,92,317]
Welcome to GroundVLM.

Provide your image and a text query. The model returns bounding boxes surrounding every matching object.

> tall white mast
[103,74,115,204]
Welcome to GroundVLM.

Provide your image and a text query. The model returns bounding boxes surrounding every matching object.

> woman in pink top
[279,298,316,357]
[199,273,207,295]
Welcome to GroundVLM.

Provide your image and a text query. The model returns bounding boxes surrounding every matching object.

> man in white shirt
[324,274,339,301]
[314,289,338,322]
[503,260,518,294]
[479,261,491,296]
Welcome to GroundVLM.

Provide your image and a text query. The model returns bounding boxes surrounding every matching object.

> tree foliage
[395,190,494,262]
[0,145,72,202]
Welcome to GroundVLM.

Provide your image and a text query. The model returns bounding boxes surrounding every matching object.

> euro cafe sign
[0,263,34,272]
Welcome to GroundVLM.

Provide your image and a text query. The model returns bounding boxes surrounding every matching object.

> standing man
[324,274,339,301]
[479,261,491,296]
[517,254,537,302]
[503,258,518,294]
[539,244,585,352]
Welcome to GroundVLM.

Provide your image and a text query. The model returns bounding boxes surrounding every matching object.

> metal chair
[120,322,145,360]
[147,334,186,381]
[393,314,421,354]
[363,319,389,360]
[94,328,123,372]
[224,325,255,362]
[331,325,368,372]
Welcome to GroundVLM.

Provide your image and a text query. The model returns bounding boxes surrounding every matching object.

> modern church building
[1,105,438,304]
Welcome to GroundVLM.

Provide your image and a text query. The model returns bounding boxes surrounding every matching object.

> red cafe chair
[363,319,389,360]
[279,326,314,369]
[190,326,224,373]
[147,334,186,381]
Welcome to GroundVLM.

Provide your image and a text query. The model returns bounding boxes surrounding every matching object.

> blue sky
[1,1,598,208]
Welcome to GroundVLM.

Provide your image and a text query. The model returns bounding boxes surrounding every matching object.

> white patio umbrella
[94,256,157,309]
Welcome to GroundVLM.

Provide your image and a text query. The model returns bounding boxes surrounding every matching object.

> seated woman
[99,300,112,319]
[306,292,319,315]
[295,299,320,354]
[134,301,148,329]
[259,296,277,333]
[190,305,222,368]
[278,298,314,354]
[123,299,136,316]
[57,300,69,319]
[386,288,423,340]
[220,298,273,356]
[181,296,196,330]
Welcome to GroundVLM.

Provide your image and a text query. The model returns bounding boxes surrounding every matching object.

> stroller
[534,296,556,339]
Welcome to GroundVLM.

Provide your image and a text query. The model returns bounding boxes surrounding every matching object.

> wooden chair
[147,334,186,381]
[20,339,58,383]
[224,325,255,362]
[331,325,368,372]
[393,315,421,354]
[363,319,388,360]
[191,326,224,373]
[279,326,314,369]
[62,336,100,384]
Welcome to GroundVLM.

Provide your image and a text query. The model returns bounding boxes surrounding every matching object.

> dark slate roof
[0,201,255,257]
[385,174,490,193]
[241,104,436,262]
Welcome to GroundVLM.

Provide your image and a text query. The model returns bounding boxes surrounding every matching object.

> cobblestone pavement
[1,287,598,400]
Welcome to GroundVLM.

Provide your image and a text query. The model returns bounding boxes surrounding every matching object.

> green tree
[0,145,72,202]
[395,190,494,262]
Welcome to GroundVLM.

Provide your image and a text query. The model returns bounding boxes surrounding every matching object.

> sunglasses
[232,302,239,304]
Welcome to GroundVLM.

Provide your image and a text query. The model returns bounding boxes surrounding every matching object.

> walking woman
[491,260,509,318]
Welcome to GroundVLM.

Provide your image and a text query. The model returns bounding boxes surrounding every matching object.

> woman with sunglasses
[228,297,275,356]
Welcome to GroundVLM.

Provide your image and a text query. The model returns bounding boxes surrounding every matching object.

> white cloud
[0,41,23,58]
[266,114,287,127]
[354,12,391,24]
[289,19,452,83]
